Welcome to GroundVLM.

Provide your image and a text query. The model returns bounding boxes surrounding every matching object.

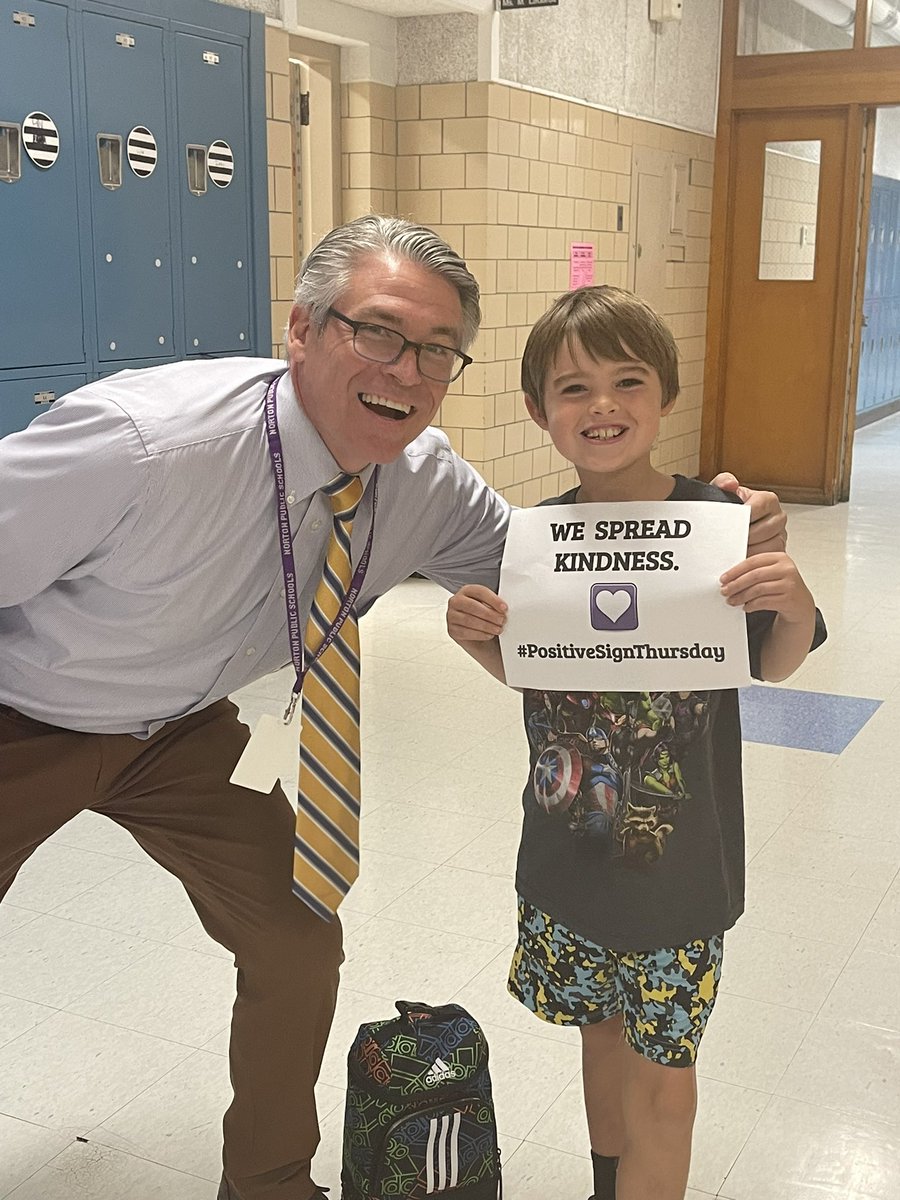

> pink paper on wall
[569,242,595,290]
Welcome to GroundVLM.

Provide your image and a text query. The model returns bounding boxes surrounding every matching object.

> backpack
[341,1000,502,1200]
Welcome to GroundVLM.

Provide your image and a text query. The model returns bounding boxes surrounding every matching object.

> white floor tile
[339,848,437,917]
[720,1095,900,1199]
[499,1139,592,1199]
[742,868,884,947]
[49,862,201,942]
[65,943,235,1048]
[0,1011,193,1131]
[776,1012,900,1126]
[2,1140,215,1200]
[0,913,159,1008]
[339,916,503,1002]
[720,923,850,1012]
[0,1115,73,1200]
[451,943,577,1045]
[5,843,131,914]
[698,991,812,1093]
[689,1076,769,1196]
[379,865,518,943]
[359,801,495,864]
[0,994,57,1050]
[89,1049,229,1181]
[0,904,40,939]
[480,1020,582,1140]
[47,810,151,864]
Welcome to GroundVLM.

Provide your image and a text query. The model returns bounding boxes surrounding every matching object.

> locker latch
[97,133,123,190]
[203,51,220,65]
[186,145,208,196]
[115,33,136,48]
[33,391,56,405]
[12,11,36,27]
[0,123,21,183]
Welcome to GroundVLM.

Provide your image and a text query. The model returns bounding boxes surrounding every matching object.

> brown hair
[521,285,680,415]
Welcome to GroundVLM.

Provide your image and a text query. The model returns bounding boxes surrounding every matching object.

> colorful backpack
[341,1000,502,1199]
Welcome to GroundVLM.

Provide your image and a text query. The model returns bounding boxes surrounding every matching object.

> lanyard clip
[283,691,299,725]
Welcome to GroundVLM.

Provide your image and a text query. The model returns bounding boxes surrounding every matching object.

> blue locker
[0,373,87,438]
[1,0,269,440]
[81,8,175,362]
[175,30,252,355]
[0,0,84,371]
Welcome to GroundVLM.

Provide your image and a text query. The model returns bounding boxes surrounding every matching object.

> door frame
[701,0,900,502]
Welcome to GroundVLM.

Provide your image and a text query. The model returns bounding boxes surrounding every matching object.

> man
[0,215,786,1200]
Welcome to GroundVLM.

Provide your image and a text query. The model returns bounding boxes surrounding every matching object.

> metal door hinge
[299,92,310,126]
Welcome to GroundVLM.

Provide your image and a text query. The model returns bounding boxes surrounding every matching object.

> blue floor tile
[738,686,881,754]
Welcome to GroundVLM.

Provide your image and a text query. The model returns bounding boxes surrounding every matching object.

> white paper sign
[499,501,752,691]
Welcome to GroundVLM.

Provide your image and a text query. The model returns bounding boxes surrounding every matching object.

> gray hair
[293,214,481,350]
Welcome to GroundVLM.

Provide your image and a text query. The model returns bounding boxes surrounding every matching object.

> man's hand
[712,472,788,556]
[447,585,507,644]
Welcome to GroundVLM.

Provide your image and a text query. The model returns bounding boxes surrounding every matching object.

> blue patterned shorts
[508,897,723,1066]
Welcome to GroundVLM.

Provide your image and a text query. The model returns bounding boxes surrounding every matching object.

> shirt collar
[275,370,376,503]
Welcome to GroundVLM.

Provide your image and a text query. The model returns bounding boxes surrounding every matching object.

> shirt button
[245,647,256,656]
[311,519,322,530]
[286,492,296,505]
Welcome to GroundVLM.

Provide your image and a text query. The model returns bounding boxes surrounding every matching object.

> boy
[446,286,825,1200]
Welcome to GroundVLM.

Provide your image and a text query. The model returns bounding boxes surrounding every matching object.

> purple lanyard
[264,374,378,723]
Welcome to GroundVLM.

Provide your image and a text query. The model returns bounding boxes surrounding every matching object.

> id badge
[230,711,300,794]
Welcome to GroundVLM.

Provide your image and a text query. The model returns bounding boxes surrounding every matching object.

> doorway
[702,107,865,503]
[288,35,341,266]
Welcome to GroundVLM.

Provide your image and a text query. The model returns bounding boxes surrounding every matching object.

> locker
[81,8,175,362]
[0,0,85,371]
[0,373,87,438]
[1,0,269,441]
[175,30,252,355]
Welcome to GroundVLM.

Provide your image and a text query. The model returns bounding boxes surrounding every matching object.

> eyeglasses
[327,307,472,383]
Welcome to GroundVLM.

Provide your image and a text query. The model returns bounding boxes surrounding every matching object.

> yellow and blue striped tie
[293,473,365,919]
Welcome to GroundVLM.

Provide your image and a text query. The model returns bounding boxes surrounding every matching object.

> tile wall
[331,77,717,500]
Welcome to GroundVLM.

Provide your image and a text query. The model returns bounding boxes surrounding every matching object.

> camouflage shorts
[508,897,723,1066]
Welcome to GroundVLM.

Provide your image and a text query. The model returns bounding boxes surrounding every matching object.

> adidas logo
[425,1057,458,1084]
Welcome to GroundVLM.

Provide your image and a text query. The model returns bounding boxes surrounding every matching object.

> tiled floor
[1,413,899,1199]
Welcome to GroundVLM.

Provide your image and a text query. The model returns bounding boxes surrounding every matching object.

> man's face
[286,255,465,472]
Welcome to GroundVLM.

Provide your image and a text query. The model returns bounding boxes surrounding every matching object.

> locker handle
[186,144,207,196]
[97,133,122,190]
[0,123,21,182]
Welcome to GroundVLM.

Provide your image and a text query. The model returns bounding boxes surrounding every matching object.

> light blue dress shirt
[0,358,510,736]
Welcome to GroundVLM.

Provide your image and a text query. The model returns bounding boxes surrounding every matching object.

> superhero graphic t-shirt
[514,477,824,951]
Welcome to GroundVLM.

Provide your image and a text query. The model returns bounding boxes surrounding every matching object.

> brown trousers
[0,699,343,1200]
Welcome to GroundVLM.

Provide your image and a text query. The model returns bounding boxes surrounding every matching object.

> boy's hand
[447,585,508,644]
[711,473,788,555]
[720,552,814,623]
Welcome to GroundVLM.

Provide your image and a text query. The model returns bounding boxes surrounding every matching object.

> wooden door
[702,108,864,503]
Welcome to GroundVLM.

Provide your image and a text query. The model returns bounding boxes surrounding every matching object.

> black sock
[590,1149,618,1200]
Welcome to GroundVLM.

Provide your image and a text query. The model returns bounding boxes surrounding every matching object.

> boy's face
[525,340,675,483]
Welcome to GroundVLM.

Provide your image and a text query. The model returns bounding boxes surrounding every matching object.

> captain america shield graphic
[533,743,583,813]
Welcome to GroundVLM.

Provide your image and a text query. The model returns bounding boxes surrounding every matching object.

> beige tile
[466,81,490,118]
[395,84,419,121]
[266,119,292,169]
[264,26,289,73]
[443,117,490,155]
[397,120,442,156]
[395,189,441,224]
[420,82,466,120]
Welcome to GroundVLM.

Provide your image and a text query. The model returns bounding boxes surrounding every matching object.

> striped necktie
[293,473,365,919]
